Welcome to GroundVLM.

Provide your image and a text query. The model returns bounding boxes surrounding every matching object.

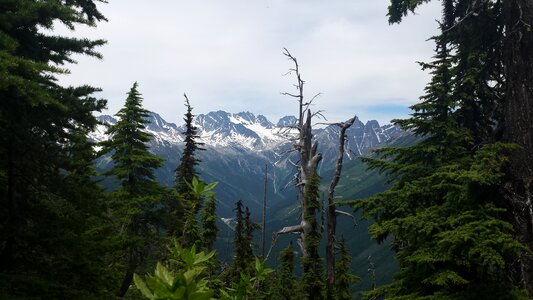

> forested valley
[1,0,532,299]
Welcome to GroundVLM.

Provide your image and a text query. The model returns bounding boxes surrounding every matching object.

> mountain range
[91,110,409,295]
[90,110,406,211]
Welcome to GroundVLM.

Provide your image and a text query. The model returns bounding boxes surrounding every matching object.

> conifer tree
[272,243,300,300]
[385,0,533,294]
[176,94,204,195]
[180,177,217,248]
[354,2,528,298]
[0,1,112,297]
[100,82,165,297]
[334,237,359,300]
[201,194,218,251]
[173,94,204,241]
[230,200,256,281]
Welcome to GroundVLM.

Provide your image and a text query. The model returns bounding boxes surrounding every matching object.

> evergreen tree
[334,237,359,300]
[175,94,204,195]
[301,173,324,300]
[272,243,300,300]
[354,2,528,298]
[180,177,217,248]
[100,82,165,297]
[230,200,256,281]
[201,194,218,251]
[0,1,112,297]
[173,94,204,241]
[385,0,533,294]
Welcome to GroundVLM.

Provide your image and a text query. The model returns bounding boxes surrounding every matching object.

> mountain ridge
[91,110,406,159]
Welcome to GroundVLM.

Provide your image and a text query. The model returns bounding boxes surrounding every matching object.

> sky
[57,0,442,125]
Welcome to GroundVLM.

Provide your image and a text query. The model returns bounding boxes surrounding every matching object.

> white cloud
[57,0,441,125]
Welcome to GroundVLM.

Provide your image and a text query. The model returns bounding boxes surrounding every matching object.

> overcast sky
[58,0,441,125]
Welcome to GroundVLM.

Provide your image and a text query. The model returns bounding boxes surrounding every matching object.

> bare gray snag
[271,49,322,260]
[325,116,356,299]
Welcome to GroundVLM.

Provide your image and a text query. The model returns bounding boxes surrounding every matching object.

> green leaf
[134,273,155,298]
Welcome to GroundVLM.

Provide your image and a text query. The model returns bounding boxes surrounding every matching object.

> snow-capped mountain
[194,111,285,150]
[92,110,404,159]
[91,110,407,214]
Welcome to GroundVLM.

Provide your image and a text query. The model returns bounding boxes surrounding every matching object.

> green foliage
[100,82,166,296]
[301,173,324,299]
[188,177,218,201]
[175,95,205,196]
[134,244,216,300]
[228,200,257,281]
[0,0,115,297]
[335,237,360,300]
[135,243,272,300]
[181,177,218,248]
[271,243,301,300]
[102,82,164,190]
[201,194,219,251]
[387,0,431,23]
[221,257,273,300]
[354,2,528,297]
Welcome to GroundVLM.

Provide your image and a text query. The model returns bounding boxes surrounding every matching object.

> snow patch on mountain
[90,110,406,161]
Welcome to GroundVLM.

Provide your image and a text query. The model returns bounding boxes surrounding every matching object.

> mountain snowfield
[90,110,405,160]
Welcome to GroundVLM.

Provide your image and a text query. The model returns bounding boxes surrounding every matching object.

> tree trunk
[117,246,139,298]
[502,0,533,295]
[0,140,16,271]
[326,118,355,300]
[261,165,267,258]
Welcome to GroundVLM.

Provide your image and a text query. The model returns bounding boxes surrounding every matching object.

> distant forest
[1,1,532,300]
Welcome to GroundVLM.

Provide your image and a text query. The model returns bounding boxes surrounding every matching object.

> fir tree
[100,82,165,297]
[175,94,205,195]
[230,200,256,281]
[301,173,324,300]
[180,177,217,248]
[272,243,300,300]
[173,94,204,241]
[334,237,359,300]
[354,2,528,298]
[201,194,218,251]
[385,0,533,293]
[0,1,112,297]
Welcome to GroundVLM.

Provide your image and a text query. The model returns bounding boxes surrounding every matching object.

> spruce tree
[0,1,112,297]
[100,82,165,297]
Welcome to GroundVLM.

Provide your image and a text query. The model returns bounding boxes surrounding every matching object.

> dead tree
[260,164,267,258]
[271,48,323,299]
[325,117,356,299]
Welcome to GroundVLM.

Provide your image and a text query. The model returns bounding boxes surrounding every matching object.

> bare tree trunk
[326,117,355,300]
[502,0,533,295]
[261,164,267,258]
[274,49,323,300]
